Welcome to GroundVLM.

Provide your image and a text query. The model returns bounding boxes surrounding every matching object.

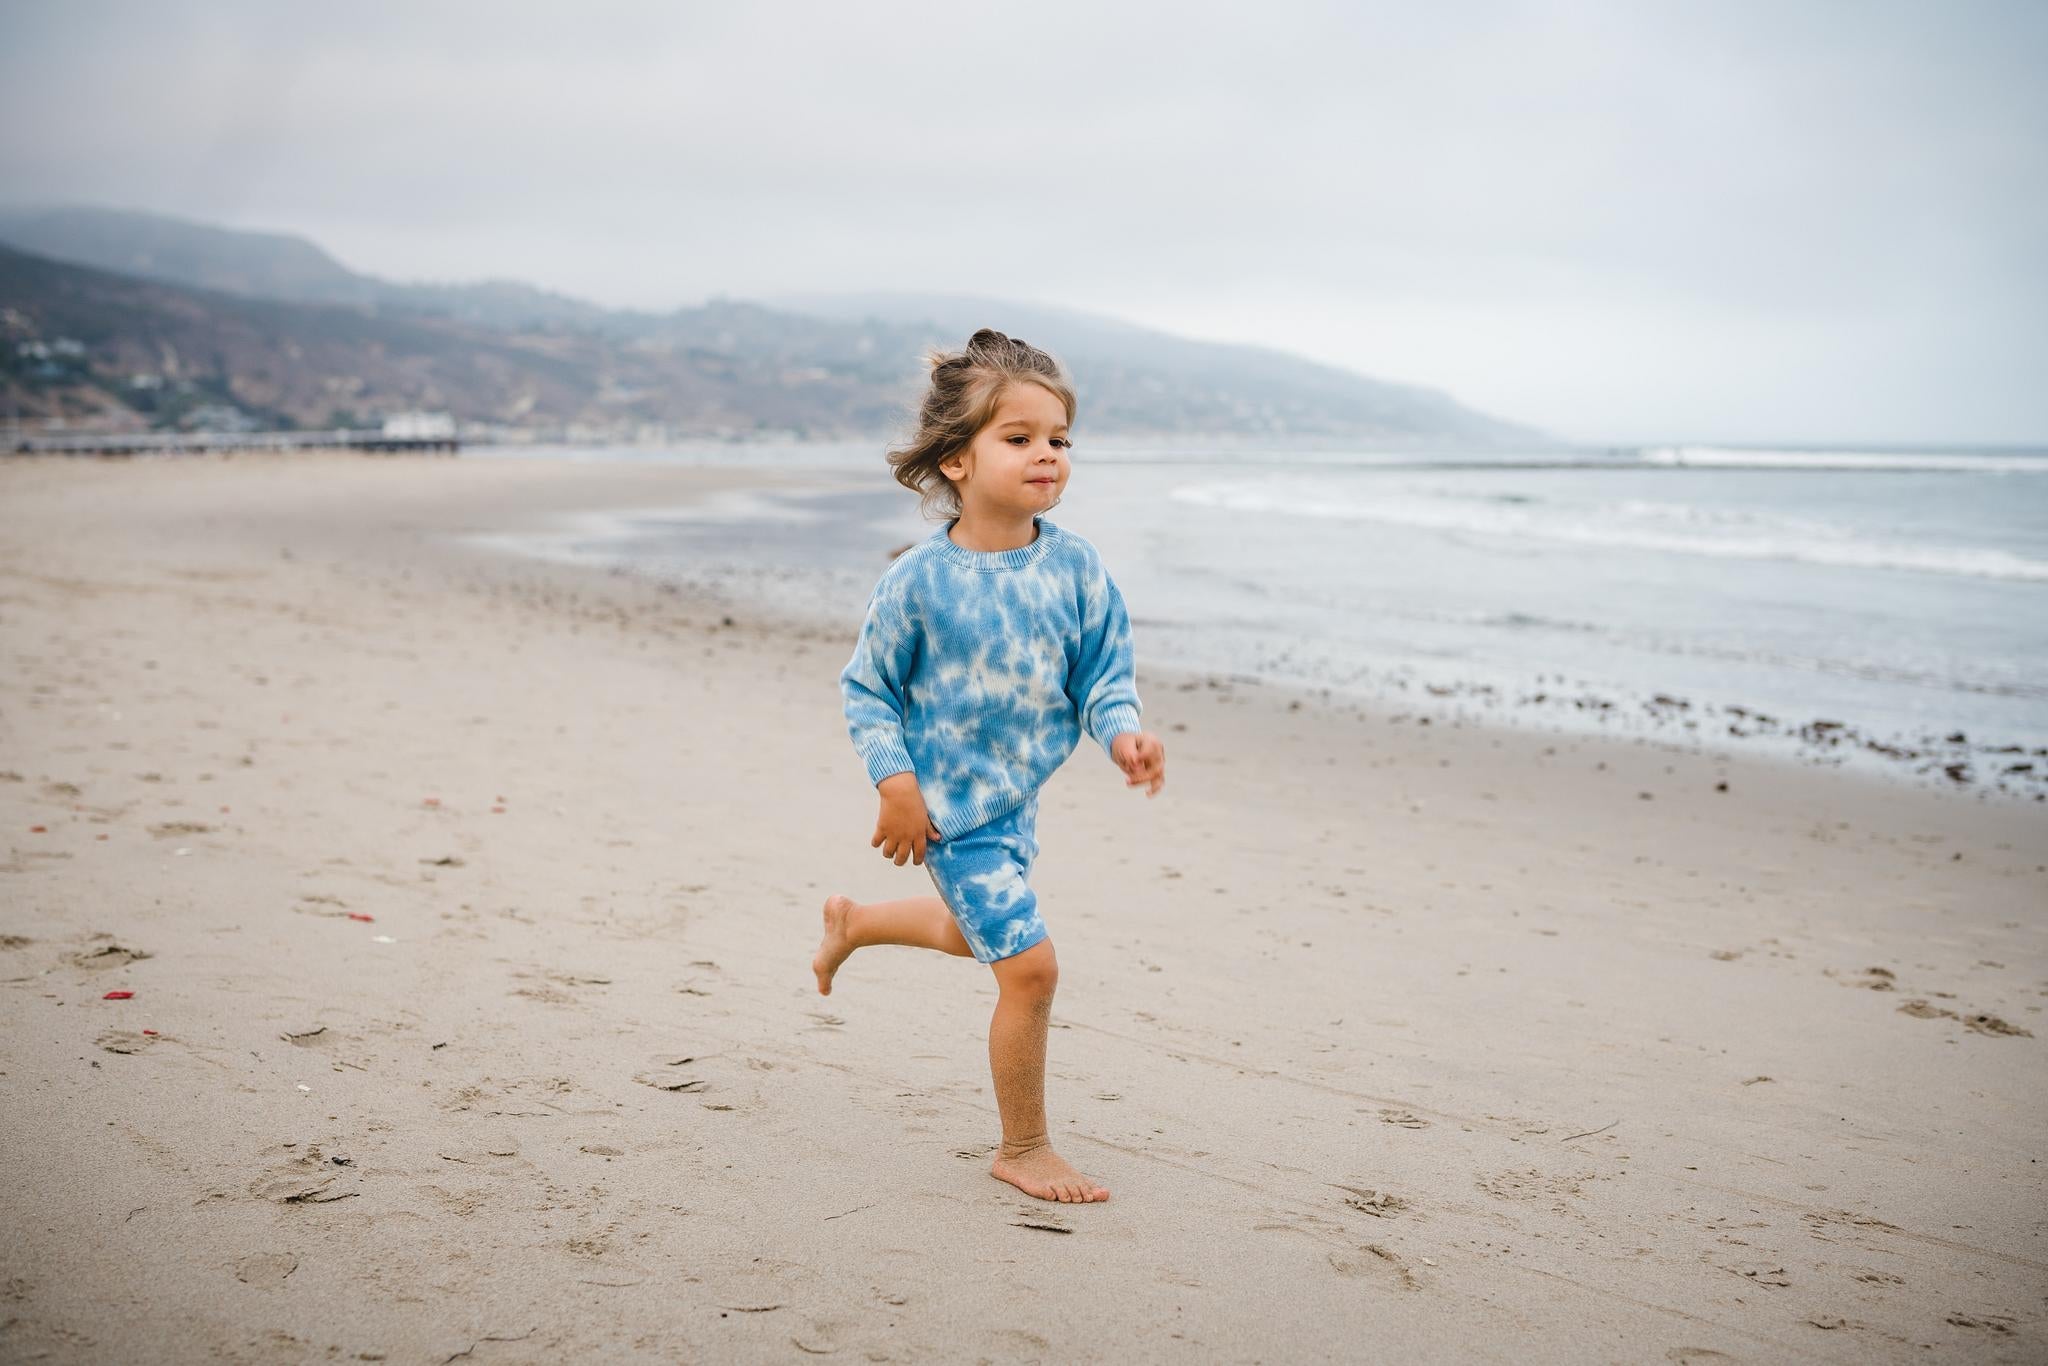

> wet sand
[1,451,2043,1362]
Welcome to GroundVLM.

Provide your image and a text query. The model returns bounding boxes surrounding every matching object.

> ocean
[462,442,2048,798]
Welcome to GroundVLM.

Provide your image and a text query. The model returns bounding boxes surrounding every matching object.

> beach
[2,450,2043,1362]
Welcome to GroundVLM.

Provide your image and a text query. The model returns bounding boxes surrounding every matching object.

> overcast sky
[2,1,2043,445]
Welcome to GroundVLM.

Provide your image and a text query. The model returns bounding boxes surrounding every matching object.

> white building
[379,411,457,440]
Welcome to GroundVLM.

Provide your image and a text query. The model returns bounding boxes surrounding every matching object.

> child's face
[940,382,1072,521]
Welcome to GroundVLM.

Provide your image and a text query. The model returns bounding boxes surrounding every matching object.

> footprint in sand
[1945,1312,2017,1336]
[96,1029,161,1055]
[1327,1243,1419,1289]
[247,1146,361,1205]
[423,1185,492,1218]
[440,1076,576,1116]
[291,895,359,919]
[634,1056,708,1093]
[1896,1000,2034,1036]
[1331,1183,1410,1217]
[1476,1167,1605,1213]
[67,937,152,970]
[232,1252,300,1288]
[1835,966,1896,992]
[510,969,611,1005]
[1801,1208,1903,1244]
[438,1137,522,1165]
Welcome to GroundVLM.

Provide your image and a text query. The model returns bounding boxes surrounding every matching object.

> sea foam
[1639,445,2048,473]
[1168,480,2048,582]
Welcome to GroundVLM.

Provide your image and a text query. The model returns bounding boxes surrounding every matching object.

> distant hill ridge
[0,205,1546,444]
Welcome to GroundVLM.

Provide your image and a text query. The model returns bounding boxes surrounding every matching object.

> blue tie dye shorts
[923,793,1047,964]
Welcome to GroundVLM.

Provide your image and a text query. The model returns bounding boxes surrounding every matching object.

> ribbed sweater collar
[931,516,1059,571]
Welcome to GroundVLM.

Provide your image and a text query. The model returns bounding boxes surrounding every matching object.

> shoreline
[2,450,2043,1362]
[442,468,2048,806]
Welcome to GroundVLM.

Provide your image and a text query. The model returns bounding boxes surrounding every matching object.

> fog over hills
[0,206,1548,444]
[0,206,613,332]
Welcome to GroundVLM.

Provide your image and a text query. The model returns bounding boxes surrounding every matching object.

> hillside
[773,291,1532,444]
[0,207,1548,444]
[0,206,609,333]
[0,246,912,436]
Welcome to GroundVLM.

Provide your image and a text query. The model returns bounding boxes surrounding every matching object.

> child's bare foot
[991,1142,1110,1203]
[813,894,857,995]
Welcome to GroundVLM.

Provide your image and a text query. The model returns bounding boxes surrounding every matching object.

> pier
[8,428,462,457]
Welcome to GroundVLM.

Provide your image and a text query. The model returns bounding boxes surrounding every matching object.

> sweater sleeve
[839,570,919,786]
[1067,554,1143,760]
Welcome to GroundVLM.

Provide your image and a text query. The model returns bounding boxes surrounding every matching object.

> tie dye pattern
[839,515,1142,841]
[921,792,1045,963]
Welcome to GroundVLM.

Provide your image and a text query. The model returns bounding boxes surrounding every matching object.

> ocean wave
[1168,481,2048,582]
[1639,445,2048,473]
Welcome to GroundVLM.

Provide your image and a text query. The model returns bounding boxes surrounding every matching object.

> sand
[1,451,2043,1364]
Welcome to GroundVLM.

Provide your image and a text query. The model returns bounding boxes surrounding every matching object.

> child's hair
[888,327,1077,520]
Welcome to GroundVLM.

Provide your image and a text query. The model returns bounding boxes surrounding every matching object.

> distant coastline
[0,207,1541,448]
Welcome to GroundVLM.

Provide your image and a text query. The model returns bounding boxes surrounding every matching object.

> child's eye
[1051,438,1072,450]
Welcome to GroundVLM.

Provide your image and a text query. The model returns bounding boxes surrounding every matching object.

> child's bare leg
[986,939,1110,1203]
[813,894,970,994]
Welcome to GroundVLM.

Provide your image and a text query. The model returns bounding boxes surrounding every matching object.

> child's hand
[873,771,943,866]
[1111,731,1166,796]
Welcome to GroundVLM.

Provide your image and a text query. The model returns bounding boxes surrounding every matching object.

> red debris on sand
[219,805,231,814]
[29,825,47,833]
[142,1029,158,1035]
[422,797,441,809]
[96,834,109,841]
[491,805,506,814]
[346,912,375,923]
[103,990,134,1000]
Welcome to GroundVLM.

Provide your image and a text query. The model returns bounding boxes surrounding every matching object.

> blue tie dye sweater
[839,515,1143,839]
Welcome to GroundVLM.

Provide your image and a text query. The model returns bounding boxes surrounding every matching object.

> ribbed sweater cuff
[1091,703,1143,758]
[856,734,916,786]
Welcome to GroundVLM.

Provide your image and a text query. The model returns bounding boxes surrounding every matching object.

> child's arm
[839,577,943,863]
[840,584,915,786]
[1068,556,1165,794]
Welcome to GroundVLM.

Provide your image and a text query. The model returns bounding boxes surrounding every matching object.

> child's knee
[995,942,1058,1001]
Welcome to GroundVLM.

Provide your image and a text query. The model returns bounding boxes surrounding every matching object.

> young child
[813,328,1166,1205]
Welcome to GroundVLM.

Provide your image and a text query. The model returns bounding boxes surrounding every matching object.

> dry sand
[1,451,2043,1364]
